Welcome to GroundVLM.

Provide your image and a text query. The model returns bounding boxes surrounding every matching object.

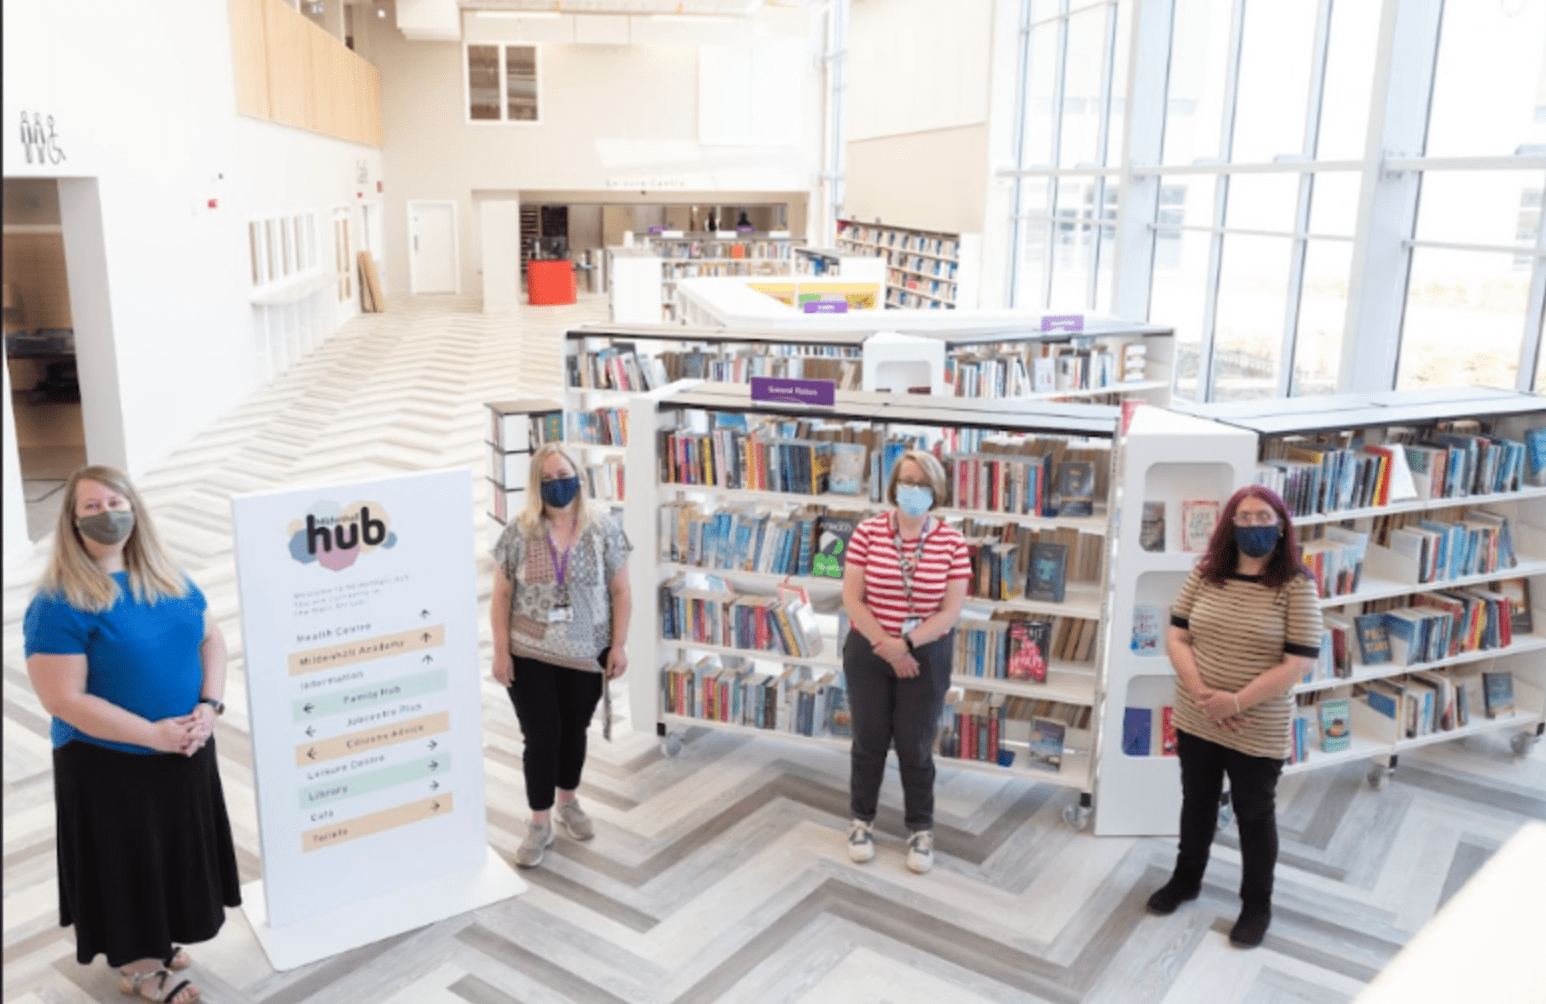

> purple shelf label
[737,225,755,233]
[647,226,666,234]
[751,377,836,407]
[802,301,848,314]
[1041,314,1084,332]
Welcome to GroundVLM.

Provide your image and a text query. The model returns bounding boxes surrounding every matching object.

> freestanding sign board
[231,469,523,970]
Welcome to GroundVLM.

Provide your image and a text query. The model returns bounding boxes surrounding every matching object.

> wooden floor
[5,294,1544,1004]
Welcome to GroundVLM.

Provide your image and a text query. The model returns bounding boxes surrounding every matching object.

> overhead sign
[231,469,521,969]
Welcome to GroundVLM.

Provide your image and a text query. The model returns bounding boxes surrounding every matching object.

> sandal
[165,946,192,971]
[119,967,199,1003]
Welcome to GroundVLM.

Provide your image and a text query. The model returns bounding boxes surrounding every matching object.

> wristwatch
[199,697,225,716]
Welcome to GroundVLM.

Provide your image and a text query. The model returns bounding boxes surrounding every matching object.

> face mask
[896,485,934,517]
[77,509,135,545]
[540,476,581,509]
[1234,524,1280,559]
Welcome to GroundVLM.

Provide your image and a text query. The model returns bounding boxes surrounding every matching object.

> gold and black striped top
[1169,568,1323,759]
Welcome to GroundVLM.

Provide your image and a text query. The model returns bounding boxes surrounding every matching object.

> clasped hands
[152,704,216,756]
[1195,687,1245,732]
[872,634,920,678]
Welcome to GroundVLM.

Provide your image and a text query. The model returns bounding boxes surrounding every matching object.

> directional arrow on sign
[430,780,440,791]
[428,760,439,771]
[303,703,314,714]
[305,726,316,738]
[422,655,433,664]
[420,609,431,619]
[428,740,438,750]
[420,632,432,643]
[431,801,441,811]
[306,747,317,760]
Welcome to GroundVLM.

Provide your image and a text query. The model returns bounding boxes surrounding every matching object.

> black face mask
[77,510,135,545]
[1234,524,1280,559]
[541,476,581,509]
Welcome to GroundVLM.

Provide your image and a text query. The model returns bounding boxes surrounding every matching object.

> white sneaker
[514,821,554,868]
[906,830,934,874]
[847,819,875,863]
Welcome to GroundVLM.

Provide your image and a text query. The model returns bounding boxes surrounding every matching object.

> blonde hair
[35,465,189,612]
[886,449,948,510]
[515,442,601,534]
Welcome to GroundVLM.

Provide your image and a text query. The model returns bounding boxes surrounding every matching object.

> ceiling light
[376,6,386,16]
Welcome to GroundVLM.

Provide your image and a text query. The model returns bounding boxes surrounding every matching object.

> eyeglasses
[1232,511,1279,527]
[897,478,930,488]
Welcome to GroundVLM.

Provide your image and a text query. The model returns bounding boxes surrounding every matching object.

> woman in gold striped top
[1145,485,1322,948]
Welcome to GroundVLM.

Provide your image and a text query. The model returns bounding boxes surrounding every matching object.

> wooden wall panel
[2,234,74,332]
[228,0,271,118]
[229,0,383,148]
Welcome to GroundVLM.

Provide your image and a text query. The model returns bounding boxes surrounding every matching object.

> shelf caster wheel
[1216,804,1234,830]
[1510,732,1536,757]
[1366,765,1389,790]
[660,733,683,758]
[1062,803,1091,831]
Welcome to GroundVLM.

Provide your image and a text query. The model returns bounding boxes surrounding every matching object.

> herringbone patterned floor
[4,293,1544,1004]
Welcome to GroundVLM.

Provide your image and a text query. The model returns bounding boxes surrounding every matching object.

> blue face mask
[541,476,581,509]
[896,484,934,516]
[1234,524,1280,559]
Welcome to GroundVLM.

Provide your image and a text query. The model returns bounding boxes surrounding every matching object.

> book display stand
[614,381,1124,827]
[836,219,982,309]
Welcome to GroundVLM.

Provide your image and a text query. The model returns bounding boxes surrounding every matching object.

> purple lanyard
[546,532,573,594]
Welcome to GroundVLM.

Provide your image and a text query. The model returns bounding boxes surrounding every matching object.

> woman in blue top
[24,466,240,1004]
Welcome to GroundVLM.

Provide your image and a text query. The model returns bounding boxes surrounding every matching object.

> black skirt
[53,737,242,967]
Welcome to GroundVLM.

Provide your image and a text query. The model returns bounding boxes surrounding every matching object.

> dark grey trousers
[843,630,953,832]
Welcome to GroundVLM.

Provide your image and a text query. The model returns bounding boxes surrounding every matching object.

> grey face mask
[77,510,135,545]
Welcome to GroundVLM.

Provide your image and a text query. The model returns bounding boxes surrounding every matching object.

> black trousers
[507,653,604,812]
[842,631,953,832]
[1174,729,1283,905]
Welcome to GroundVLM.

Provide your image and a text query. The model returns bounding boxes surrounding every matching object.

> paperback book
[1353,613,1392,665]
[1054,461,1096,517]
[1122,707,1152,757]
[1006,619,1052,682]
[1319,699,1351,753]
[1025,717,1066,773]
[1180,500,1220,553]
[1025,542,1069,603]
[1482,670,1514,718]
[1139,501,1166,553]
[1131,605,1166,656]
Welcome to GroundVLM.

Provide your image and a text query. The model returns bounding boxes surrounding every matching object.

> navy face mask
[1234,524,1281,559]
[541,476,581,509]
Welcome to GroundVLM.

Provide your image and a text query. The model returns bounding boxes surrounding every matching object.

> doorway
[408,201,458,294]
[3,178,84,541]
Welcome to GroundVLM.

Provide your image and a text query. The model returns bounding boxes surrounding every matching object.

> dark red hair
[1196,484,1309,590]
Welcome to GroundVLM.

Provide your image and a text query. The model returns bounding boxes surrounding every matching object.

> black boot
[1229,900,1271,947]
[1145,875,1202,915]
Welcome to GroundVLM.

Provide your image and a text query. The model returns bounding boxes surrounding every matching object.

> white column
[1108,0,1176,323]
[1338,0,1444,393]
[58,178,130,473]
[2,351,32,566]
[481,200,522,313]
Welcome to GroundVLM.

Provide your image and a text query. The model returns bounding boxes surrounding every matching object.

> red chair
[527,260,577,305]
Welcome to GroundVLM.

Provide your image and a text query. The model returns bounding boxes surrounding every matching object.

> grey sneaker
[514,821,554,868]
[906,830,934,874]
[847,819,875,863]
[556,799,595,841]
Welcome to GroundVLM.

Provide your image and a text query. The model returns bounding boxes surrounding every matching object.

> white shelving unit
[607,233,804,324]
[1191,389,1546,788]
[625,381,1124,815]
[482,398,564,540]
[1096,405,1260,837]
[836,219,982,310]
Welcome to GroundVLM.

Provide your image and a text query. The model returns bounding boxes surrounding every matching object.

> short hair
[885,449,947,511]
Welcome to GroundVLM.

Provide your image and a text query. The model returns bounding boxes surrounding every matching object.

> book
[1494,577,1534,636]
[1131,604,1166,656]
[1482,671,1514,718]
[1054,461,1096,517]
[1140,501,1166,553]
[1122,707,1152,756]
[1525,428,1546,487]
[1006,619,1051,682]
[1161,706,1177,756]
[828,442,868,495]
[1319,699,1351,753]
[1025,542,1069,603]
[1353,613,1392,665]
[1025,717,1065,773]
[812,511,861,579]
[1180,500,1220,553]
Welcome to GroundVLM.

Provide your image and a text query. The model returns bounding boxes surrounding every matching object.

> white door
[409,202,457,294]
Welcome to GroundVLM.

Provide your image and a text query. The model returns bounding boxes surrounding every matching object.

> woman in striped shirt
[1146,484,1322,948]
[841,449,972,874]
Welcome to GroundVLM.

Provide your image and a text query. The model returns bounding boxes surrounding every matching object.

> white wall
[3,0,382,477]
[358,10,822,295]
[844,0,996,235]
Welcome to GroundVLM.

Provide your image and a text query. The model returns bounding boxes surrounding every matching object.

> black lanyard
[891,512,930,614]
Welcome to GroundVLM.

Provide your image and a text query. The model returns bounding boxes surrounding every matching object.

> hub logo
[286,500,397,571]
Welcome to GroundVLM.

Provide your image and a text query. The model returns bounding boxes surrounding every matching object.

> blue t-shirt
[23,572,208,754]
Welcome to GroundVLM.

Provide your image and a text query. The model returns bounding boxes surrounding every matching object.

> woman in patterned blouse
[1145,485,1322,948]
[491,443,632,868]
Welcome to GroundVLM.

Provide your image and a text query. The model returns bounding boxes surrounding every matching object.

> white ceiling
[460,0,774,14]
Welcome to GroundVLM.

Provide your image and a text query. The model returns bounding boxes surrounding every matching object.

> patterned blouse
[493,510,632,672]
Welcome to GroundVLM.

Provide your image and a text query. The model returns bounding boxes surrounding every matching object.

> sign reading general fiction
[232,470,492,931]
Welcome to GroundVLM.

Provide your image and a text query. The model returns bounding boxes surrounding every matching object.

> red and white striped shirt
[847,512,972,636]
